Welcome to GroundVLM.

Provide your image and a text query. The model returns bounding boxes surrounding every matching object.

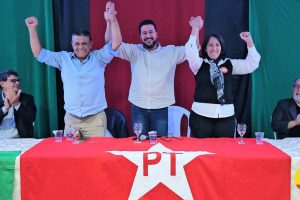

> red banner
[21,138,290,200]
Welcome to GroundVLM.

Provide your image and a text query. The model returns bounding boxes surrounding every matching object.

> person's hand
[25,17,38,29]
[5,89,21,107]
[104,11,116,22]
[189,16,203,30]
[104,1,116,22]
[240,32,254,47]
[106,1,116,13]
[295,114,300,126]
[4,97,11,110]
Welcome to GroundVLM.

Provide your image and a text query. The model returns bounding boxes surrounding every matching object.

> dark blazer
[0,93,37,138]
[271,98,300,139]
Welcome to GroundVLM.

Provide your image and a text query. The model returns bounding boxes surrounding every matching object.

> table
[0,138,43,200]
[19,137,290,200]
[266,138,300,199]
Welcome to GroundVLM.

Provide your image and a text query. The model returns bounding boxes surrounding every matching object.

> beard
[293,94,300,103]
[142,39,157,50]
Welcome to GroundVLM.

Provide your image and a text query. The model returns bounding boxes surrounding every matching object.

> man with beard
[0,70,36,138]
[271,77,300,139]
[106,18,186,138]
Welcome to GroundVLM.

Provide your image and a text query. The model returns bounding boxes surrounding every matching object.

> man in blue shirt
[25,1,122,137]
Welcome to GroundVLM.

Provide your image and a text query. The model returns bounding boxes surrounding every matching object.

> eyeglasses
[8,79,20,83]
[293,84,300,90]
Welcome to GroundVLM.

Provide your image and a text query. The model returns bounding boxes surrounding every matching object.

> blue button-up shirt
[37,43,117,117]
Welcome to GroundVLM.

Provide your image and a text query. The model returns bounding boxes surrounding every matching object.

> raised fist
[240,32,253,47]
[25,17,38,28]
[189,16,203,30]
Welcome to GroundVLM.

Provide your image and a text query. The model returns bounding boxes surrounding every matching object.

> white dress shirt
[118,43,186,109]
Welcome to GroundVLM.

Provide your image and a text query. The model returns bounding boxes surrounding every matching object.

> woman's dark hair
[201,33,226,60]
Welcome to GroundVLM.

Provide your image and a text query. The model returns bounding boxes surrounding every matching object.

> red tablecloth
[20,137,290,200]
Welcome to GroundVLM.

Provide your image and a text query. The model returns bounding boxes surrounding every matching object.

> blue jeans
[131,104,168,136]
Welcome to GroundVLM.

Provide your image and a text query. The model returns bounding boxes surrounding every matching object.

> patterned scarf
[209,61,225,104]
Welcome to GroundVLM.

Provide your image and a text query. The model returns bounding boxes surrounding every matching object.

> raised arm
[104,2,112,43]
[104,1,122,50]
[240,32,254,48]
[25,17,42,58]
[104,20,112,43]
[231,32,261,74]
[185,16,204,75]
[189,16,203,50]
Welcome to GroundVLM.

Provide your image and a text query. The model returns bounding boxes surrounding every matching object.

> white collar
[203,58,229,66]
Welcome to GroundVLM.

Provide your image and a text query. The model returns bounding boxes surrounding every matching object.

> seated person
[271,77,300,139]
[0,70,36,138]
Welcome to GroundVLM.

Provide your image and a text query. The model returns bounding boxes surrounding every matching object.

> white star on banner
[108,143,214,200]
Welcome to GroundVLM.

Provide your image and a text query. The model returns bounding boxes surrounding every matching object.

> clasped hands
[189,16,204,30]
[104,1,117,22]
[3,89,21,110]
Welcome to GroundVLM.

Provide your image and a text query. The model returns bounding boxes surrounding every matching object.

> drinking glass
[71,124,80,144]
[237,123,246,144]
[53,130,63,142]
[133,123,143,143]
[65,127,74,141]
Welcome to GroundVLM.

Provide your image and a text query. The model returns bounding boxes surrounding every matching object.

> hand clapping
[4,89,21,107]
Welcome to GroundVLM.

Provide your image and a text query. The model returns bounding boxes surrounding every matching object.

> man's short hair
[0,69,18,89]
[0,69,18,82]
[71,30,92,41]
[138,19,157,33]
